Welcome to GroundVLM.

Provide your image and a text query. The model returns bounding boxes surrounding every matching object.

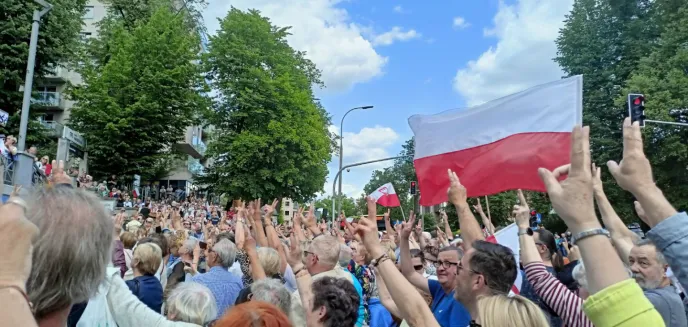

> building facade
[34,0,206,193]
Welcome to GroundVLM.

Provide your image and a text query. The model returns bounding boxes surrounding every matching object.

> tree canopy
[0,0,86,149]
[68,1,208,180]
[198,8,335,203]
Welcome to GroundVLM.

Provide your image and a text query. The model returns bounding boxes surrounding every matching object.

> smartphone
[199,241,207,250]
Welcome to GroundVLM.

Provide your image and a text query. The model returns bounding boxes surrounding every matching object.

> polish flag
[369,183,401,207]
[486,223,522,295]
[409,76,583,206]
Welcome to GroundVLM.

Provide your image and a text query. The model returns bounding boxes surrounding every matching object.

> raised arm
[538,126,632,295]
[399,211,431,294]
[440,210,453,240]
[251,199,269,247]
[515,190,592,327]
[373,266,403,319]
[591,164,638,264]
[383,209,394,237]
[473,199,495,236]
[356,200,439,327]
[244,231,267,281]
[447,169,484,251]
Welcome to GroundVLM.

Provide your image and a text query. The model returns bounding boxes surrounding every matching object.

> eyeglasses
[458,261,486,282]
[303,251,314,258]
[433,260,458,269]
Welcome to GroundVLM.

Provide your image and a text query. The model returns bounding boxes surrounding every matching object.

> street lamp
[331,155,411,224]
[337,105,373,214]
[14,0,53,188]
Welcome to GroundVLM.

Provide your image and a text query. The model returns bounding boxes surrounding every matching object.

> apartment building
[281,198,297,222]
[34,0,206,190]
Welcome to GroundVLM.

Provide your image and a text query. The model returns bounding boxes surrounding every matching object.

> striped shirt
[524,262,592,327]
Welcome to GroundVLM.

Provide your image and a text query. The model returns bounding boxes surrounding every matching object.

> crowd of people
[1,117,688,326]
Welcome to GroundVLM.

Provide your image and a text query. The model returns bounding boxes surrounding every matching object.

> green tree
[619,3,688,212]
[555,0,659,222]
[199,8,334,203]
[314,195,358,219]
[69,3,208,180]
[0,0,86,145]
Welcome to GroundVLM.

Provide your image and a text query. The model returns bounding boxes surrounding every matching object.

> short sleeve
[428,279,442,299]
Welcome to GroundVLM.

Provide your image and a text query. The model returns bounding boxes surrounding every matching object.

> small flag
[369,183,401,207]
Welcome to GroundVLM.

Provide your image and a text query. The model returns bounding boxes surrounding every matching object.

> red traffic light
[633,96,644,105]
[411,182,416,187]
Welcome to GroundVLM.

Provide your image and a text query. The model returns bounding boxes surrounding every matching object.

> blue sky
[203,0,574,199]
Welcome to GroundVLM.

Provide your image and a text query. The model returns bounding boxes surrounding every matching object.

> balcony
[32,92,64,109]
[44,67,68,82]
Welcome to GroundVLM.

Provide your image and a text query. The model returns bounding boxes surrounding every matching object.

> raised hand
[472,199,483,213]
[283,233,303,268]
[512,190,530,229]
[537,126,597,234]
[447,169,467,207]
[354,216,384,258]
[400,211,416,240]
[49,160,72,185]
[607,118,655,195]
[304,204,317,228]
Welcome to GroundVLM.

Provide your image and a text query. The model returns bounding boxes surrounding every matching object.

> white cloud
[393,5,406,14]
[452,16,470,29]
[372,27,422,46]
[453,0,573,106]
[330,125,400,164]
[323,125,400,197]
[204,0,387,92]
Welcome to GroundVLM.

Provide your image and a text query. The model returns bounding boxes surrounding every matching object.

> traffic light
[628,94,646,127]
[410,181,417,195]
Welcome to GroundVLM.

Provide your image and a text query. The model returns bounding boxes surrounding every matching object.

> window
[80,32,92,42]
[83,6,94,19]
[285,211,290,217]
[284,201,290,207]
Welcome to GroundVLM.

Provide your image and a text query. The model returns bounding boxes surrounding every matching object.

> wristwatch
[517,227,533,236]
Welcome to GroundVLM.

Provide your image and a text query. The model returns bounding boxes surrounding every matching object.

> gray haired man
[629,239,687,327]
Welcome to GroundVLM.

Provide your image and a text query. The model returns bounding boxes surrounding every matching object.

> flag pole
[398,206,407,221]
[485,195,491,221]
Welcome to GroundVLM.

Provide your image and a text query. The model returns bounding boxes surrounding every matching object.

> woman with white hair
[166,282,218,325]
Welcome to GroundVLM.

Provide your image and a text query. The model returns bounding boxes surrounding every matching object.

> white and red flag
[409,75,583,206]
[369,183,401,207]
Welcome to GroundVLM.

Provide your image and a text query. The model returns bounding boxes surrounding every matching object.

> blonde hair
[257,247,281,276]
[133,243,162,275]
[477,294,549,327]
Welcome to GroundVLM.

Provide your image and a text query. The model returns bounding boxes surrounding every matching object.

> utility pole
[14,0,53,189]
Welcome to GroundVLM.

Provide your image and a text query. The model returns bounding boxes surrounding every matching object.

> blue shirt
[428,279,471,327]
[191,266,243,318]
[125,275,163,313]
[346,271,366,327]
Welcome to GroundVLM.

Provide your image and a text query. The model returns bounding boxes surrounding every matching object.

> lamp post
[14,0,53,189]
[337,105,373,214]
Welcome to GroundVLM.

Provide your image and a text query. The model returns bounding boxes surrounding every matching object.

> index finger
[517,189,527,206]
[623,117,644,157]
[569,126,591,176]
